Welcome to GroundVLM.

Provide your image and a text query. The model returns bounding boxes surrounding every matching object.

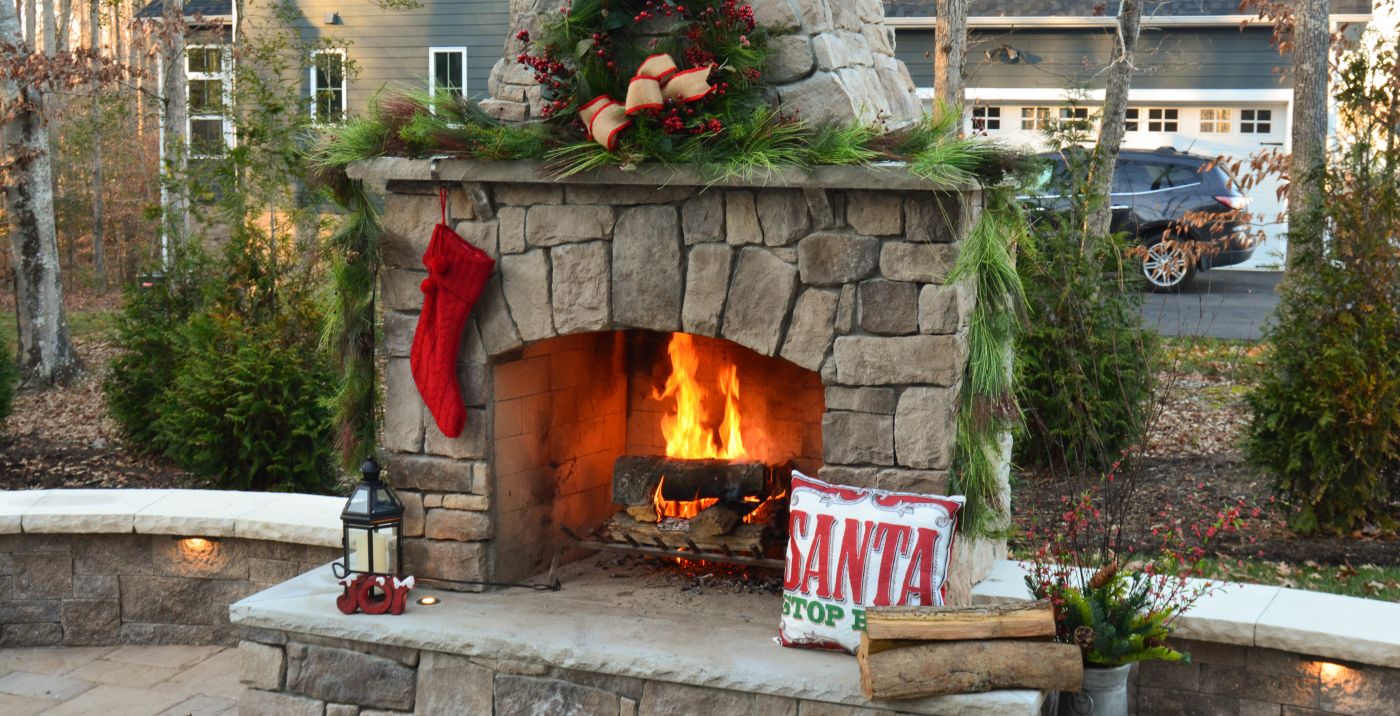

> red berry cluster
[588,32,619,71]
[515,38,575,118]
[632,0,688,23]
[690,0,756,32]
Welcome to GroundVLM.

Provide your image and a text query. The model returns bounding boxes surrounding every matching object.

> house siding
[896,26,1291,91]
[267,0,510,114]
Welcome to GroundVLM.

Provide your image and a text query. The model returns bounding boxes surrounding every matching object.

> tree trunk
[932,0,968,124]
[54,0,69,52]
[90,0,105,289]
[1286,0,1329,268]
[22,0,33,43]
[858,637,1084,699]
[1084,0,1143,240]
[160,0,187,253]
[1,0,80,386]
[40,0,51,52]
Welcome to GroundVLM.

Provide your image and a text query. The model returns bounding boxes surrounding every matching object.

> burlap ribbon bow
[579,54,715,151]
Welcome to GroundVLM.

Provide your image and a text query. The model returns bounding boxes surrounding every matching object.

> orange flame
[653,476,718,520]
[653,333,747,460]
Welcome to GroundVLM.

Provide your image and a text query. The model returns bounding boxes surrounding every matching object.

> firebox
[492,330,823,583]
[372,160,1005,605]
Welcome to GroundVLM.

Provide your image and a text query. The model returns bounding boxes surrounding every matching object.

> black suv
[1026,148,1254,291]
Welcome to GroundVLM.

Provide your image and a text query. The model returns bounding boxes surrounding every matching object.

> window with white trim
[311,49,347,122]
[1125,108,1140,132]
[187,45,232,158]
[1146,108,1179,132]
[429,47,467,101]
[1200,108,1232,133]
[1057,106,1091,131]
[971,106,1000,131]
[1240,109,1273,134]
[1020,106,1051,131]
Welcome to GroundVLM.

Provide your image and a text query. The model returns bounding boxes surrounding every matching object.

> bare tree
[160,0,187,250]
[933,0,968,121]
[40,0,50,52]
[90,0,105,288]
[1085,0,1144,239]
[22,0,33,43]
[1286,0,1329,267]
[1,0,79,385]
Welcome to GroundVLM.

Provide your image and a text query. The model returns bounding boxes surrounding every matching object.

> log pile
[857,601,1083,700]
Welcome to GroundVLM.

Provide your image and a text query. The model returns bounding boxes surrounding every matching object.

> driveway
[1141,270,1281,341]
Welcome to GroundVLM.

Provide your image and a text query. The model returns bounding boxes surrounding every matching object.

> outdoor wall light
[418,596,441,606]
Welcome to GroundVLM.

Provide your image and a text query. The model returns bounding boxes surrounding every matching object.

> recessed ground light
[418,596,440,606]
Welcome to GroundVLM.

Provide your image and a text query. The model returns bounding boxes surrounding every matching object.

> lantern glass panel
[347,524,398,574]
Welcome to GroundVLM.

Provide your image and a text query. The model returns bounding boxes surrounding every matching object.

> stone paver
[0,645,242,715]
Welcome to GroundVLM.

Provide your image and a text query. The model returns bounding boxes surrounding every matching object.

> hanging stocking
[410,189,496,438]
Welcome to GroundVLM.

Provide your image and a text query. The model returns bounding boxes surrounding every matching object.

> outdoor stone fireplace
[364,158,1007,605]
[224,158,1035,716]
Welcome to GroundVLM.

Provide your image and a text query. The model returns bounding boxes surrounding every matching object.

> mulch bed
[0,335,196,491]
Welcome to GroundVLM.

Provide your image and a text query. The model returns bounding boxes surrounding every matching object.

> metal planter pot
[1061,663,1132,716]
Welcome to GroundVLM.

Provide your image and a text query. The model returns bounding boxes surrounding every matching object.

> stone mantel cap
[346,157,982,193]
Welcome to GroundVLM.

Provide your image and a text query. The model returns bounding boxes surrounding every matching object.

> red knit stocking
[410,190,495,438]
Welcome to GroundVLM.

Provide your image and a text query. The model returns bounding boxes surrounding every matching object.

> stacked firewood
[857,601,1084,699]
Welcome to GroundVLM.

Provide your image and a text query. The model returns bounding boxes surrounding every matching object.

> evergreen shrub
[1246,38,1400,533]
[1016,143,1157,475]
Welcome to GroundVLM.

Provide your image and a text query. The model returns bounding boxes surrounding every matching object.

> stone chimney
[482,0,923,127]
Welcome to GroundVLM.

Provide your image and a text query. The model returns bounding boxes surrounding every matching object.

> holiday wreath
[311,0,1033,537]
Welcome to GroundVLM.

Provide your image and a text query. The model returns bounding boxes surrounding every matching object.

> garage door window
[1021,107,1051,130]
[1200,108,1232,133]
[1146,108,1178,132]
[1241,109,1273,134]
[972,106,1001,131]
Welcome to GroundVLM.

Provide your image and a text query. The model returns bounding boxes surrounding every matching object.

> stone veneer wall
[0,533,336,648]
[1129,638,1400,716]
[236,626,973,716]
[483,0,923,126]
[370,160,1006,601]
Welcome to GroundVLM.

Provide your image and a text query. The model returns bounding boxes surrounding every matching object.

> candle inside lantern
[348,527,394,573]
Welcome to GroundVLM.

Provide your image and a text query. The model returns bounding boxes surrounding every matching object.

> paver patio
[0,645,241,716]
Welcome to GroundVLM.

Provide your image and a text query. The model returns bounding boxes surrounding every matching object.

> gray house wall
[273,0,510,114]
[896,26,1291,91]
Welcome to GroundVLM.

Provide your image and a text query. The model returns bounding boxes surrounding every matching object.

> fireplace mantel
[347,157,981,194]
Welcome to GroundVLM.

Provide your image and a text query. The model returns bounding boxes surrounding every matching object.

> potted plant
[1023,475,1254,715]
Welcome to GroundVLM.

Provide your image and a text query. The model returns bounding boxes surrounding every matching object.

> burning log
[688,501,756,539]
[863,601,1057,641]
[857,634,1083,699]
[604,514,777,554]
[612,455,769,505]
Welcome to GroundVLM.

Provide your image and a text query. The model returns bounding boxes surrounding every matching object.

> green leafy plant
[105,246,213,449]
[1246,35,1400,534]
[0,331,17,423]
[1040,565,1187,666]
[1016,124,1157,476]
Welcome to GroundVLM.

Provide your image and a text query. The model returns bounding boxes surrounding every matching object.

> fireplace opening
[490,330,824,584]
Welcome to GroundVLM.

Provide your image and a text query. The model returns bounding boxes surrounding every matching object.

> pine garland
[945,187,1028,538]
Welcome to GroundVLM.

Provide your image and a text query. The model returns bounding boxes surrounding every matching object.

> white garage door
[953,92,1292,270]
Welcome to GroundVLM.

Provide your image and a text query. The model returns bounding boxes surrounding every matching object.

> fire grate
[559,525,785,570]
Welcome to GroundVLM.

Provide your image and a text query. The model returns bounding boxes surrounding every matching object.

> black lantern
[335,458,404,579]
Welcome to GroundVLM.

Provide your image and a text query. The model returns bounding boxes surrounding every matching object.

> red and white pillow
[778,471,963,654]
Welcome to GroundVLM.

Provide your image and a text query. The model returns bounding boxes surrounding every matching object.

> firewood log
[688,502,751,539]
[863,600,1057,641]
[857,635,1083,699]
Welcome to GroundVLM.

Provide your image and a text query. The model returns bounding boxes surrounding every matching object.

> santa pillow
[778,471,963,654]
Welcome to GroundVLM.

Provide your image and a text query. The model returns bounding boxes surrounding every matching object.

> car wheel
[1140,234,1196,292]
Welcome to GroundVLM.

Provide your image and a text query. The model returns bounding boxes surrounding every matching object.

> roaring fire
[650,333,749,521]
[653,333,747,460]
[653,476,717,520]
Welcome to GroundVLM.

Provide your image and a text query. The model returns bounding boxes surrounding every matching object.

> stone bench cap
[0,488,342,548]
[972,559,1400,671]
